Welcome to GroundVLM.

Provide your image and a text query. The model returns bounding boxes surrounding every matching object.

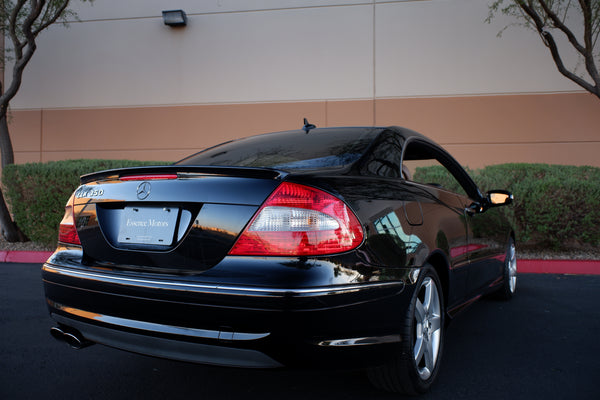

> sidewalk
[2,250,599,275]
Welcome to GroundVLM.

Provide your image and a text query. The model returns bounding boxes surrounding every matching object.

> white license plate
[117,206,179,245]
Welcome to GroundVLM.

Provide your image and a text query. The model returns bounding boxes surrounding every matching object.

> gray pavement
[1,263,599,400]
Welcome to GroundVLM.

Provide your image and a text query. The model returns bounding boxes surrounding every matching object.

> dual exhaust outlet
[50,326,94,350]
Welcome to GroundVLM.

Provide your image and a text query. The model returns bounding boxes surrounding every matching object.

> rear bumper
[42,259,415,368]
[51,311,283,367]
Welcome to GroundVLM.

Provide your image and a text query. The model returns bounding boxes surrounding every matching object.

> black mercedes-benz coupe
[43,123,516,394]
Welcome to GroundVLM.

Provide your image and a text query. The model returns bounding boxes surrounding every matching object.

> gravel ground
[519,249,600,260]
[0,236,54,252]
[1,236,598,260]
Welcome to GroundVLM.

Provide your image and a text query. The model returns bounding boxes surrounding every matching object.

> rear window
[177,128,381,170]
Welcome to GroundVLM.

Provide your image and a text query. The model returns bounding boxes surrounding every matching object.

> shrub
[414,163,600,250]
[3,161,599,251]
[3,159,170,247]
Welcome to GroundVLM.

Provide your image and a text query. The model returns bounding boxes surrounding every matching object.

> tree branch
[561,0,573,23]
[33,1,70,36]
[0,0,47,119]
[519,1,599,97]
[593,2,600,48]
[22,0,47,37]
[579,0,600,88]
[535,0,586,55]
[9,0,28,60]
[36,0,53,32]
[543,30,598,94]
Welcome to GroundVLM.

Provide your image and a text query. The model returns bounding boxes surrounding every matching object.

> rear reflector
[120,174,177,181]
[229,182,363,256]
[58,194,81,245]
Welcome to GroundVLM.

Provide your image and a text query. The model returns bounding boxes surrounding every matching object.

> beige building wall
[10,93,599,168]
[6,0,599,168]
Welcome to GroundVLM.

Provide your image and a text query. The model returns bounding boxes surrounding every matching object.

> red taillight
[120,174,177,181]
[229,182,364,256]
[58,194,81,245]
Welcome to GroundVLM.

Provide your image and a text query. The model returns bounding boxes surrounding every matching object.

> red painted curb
[0,251,54,264]
[519,259,600,275]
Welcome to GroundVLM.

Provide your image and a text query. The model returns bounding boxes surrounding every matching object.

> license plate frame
[117,206,179,246]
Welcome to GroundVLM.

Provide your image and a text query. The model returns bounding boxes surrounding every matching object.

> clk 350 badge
[75,186,104,198]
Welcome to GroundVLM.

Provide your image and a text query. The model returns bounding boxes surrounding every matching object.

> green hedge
[414,163,600,250]
[3,161,599,250]
[2,159,170,246]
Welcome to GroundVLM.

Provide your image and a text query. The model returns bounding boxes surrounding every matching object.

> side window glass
[362,133,402,178]
[403,142,469,197]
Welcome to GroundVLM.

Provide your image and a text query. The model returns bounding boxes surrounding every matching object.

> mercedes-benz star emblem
[136,182,151,200]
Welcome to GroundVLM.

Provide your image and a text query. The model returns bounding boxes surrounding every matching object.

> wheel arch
[424,251,449,310]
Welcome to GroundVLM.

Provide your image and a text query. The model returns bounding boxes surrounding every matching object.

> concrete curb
[1,251,599,275]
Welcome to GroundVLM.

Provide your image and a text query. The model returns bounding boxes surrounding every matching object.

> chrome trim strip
[51,314,282,368]
[43,264,403,297]
[49,301,269,341]
[317,335,402,347]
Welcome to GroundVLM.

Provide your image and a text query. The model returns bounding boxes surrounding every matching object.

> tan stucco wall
[10,92,599,168]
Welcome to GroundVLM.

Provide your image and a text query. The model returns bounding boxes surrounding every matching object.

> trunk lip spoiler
[80,165,288,184]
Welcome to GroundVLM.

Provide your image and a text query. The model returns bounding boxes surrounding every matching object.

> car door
[463,198,510,294]
[401,140,473,309]
[414,149,508,296]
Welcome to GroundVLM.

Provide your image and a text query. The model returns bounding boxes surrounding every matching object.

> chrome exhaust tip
[49,326,94,349]
[50,326,66,342]
[63,332,93,349]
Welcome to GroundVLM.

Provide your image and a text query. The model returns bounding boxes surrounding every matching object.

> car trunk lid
[72,166,284,273]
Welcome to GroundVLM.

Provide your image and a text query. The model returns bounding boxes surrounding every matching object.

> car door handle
[465,203,483,215]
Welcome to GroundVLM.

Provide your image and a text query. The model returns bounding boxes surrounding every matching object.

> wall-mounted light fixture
[162,10,187,27]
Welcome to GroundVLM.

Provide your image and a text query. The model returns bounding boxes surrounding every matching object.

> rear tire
[367,265,444,394]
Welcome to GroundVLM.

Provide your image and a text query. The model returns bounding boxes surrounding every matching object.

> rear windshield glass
[177,128,381,170]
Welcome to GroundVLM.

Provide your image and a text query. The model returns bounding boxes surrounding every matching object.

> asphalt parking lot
[1,262,598,400]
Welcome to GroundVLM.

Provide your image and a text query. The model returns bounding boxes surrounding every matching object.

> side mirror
[486,190,513,207]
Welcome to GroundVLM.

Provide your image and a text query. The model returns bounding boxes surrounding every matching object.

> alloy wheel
[508,242,517,293]
[413,276,442,380]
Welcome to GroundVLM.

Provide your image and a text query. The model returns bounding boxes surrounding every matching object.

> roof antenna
[302,118,316,133]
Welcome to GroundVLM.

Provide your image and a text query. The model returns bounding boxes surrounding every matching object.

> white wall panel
[69,0,373,20]
[9,0,585,110]
[12,5,373,108]
[375,0,580,97]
